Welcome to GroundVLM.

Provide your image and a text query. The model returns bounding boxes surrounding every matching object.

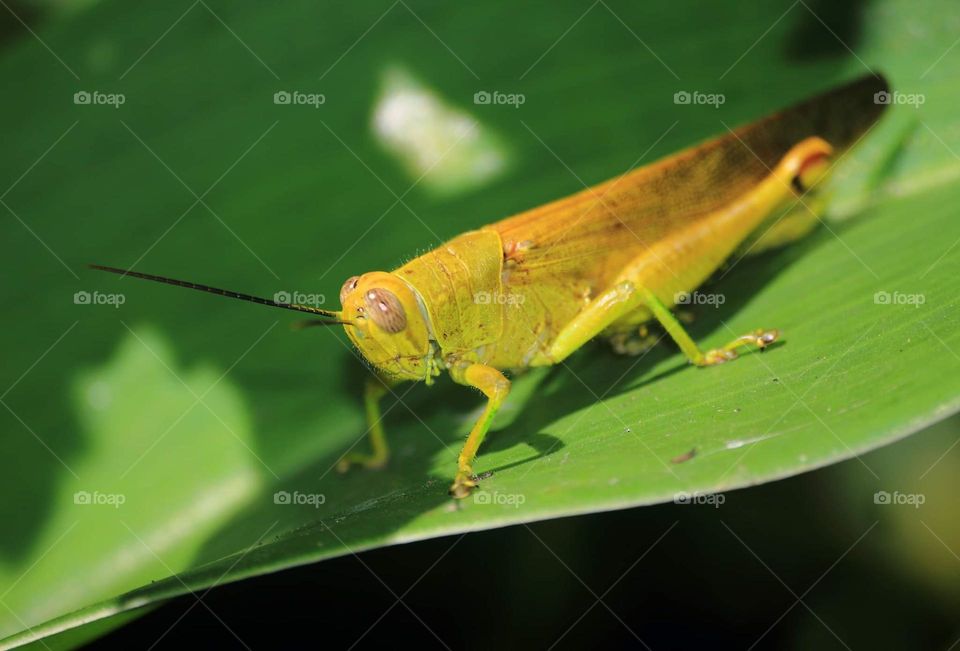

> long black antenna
[90,264,343,319]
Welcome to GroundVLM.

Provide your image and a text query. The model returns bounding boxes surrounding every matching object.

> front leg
[337,374,396,472]
[448,363,511,498]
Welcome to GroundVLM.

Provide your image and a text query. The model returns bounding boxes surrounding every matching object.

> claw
[449,469,479,499]
[756,329,779,348]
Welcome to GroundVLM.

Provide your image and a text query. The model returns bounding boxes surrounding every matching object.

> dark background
[95,415,960,650]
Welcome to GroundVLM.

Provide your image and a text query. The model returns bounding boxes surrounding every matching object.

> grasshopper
[93,74,888,498]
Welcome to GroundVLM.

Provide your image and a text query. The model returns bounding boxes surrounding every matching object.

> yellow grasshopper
[94,74,888,498]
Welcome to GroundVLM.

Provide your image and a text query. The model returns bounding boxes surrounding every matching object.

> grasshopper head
[338,271,433,381]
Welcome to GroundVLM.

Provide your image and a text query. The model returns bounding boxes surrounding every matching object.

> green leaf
[1,0,958,646]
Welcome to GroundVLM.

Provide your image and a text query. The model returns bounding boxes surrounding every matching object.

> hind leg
[548,282,778,366]
[546,138,832,366]
[639,287,778,365]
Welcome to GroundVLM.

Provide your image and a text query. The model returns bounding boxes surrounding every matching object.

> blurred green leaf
[1,0,958,646]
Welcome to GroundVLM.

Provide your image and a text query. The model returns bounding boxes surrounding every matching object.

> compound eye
[363,288,406,333]
[339,276,360,305]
